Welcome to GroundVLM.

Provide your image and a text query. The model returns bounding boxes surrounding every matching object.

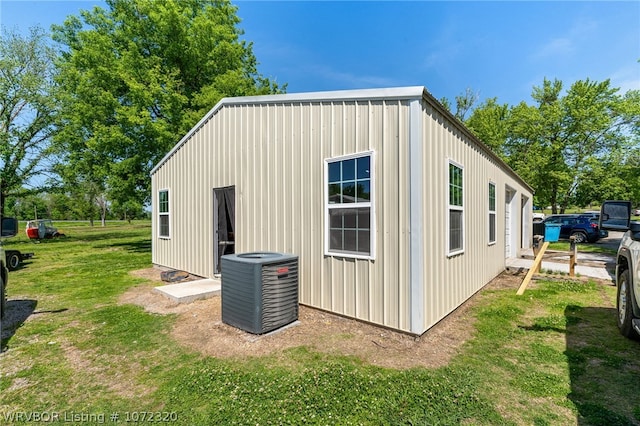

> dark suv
[543,214,601,243]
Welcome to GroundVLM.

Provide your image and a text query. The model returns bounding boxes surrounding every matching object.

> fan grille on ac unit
[261,259,299,331]
[221,252,299,334]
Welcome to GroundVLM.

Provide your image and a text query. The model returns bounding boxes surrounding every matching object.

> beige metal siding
[419,99,532,332]
[152,99,412,331]
[151,88,533,335]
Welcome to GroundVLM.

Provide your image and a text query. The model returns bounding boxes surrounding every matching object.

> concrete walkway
[153,278,221,303]
[506,248,615,281]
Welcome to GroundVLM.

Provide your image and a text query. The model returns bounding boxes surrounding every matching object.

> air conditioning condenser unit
[221,252,299,334]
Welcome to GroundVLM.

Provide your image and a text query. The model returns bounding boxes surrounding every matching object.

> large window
[448,161,464,255]
[158,189,170,238]
[488,182,496,244]
[325,152,373,258]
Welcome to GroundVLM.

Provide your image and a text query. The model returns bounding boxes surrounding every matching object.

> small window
[325,152,373,258]
[448,161,464,255]
[488,182,496,244]
[158,189,170,238]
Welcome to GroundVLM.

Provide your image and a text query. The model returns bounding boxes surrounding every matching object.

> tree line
[5,192,149,223]
[442,79,639,213]
[1,0,283,224]
[1,0,638,223]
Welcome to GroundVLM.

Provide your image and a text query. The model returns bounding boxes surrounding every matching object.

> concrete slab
[153,278,221,303]
[519,248,615,265]
[243,320,301,342]
[506,257,614,281]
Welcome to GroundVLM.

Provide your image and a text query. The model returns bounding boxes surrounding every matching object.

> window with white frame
[488,182,496,244]
[448,161,464,254]
[158,189,170,238]
[326,152,373,258]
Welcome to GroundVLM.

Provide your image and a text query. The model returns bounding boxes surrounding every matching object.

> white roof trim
[150,86,425,175]
[223,86,425,105]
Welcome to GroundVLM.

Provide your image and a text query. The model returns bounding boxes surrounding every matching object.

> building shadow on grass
[1,299,37,353]
[1,301,69,353]
[95,239,152,253]
[564,305,640,425]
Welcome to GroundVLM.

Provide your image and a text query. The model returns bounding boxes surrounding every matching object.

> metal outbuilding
[150,86,534,335]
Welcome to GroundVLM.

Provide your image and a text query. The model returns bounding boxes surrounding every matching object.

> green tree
[0,26,58,215]
[505,79,573,213]
[52,0,284,216]
[454,87,479,121]
[440,87,480,121]
[5,193,45,221]
[52,151,109,225]
[591,146,640,208]
[465,97,510,156]
[623,147,640,207]
[572,154,630,207]
[467,78,639,212]
[519,79,637,212]
[110,199,146,222]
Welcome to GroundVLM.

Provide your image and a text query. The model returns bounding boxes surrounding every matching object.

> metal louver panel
[221,252,299,334]
[261,259,299,331]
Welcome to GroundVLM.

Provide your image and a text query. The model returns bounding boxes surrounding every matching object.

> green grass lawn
[1,222,639,425]
[547,241,618,254]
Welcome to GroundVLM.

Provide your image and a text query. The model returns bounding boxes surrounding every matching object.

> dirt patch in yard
[121,268,526,370]
[60,342,154,400]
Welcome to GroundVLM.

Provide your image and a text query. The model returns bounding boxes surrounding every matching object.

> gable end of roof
[150,86,425,175]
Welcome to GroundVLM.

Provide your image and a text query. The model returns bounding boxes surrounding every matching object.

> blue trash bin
[544,224,561,242]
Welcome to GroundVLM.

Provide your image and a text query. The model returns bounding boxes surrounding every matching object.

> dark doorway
[213,186,235,274]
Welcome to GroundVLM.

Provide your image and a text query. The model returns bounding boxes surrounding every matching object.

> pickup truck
[600,201,640,338]
[0,218,19,319]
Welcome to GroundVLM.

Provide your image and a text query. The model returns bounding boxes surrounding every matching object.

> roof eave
[419,88,535,194]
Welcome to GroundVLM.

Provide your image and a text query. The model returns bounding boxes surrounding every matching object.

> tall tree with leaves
[465,97,510,156]
[52,0,284,216]
[510,78,638,212]
[0,26,58,216]
[439,87,480,122]
[466,78,639,212]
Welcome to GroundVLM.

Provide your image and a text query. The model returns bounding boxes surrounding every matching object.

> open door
[213,186,235,275]
[599,200,631,231]
[521,194,531,250]
[505,187,516,258]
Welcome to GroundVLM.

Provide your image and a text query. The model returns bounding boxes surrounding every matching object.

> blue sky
[2,1,639,107]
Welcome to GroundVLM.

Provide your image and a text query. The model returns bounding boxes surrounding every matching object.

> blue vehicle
[542,214,602,243]
[576,213,608,238]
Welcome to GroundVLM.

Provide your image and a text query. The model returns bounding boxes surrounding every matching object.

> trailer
[0,217,19,319]
[5,250,34,271]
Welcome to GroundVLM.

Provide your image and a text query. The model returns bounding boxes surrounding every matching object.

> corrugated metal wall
[418,99,532,331]
[152,99,412,331]
[151,89,533,334]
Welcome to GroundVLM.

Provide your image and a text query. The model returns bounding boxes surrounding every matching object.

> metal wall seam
[319,102,326,308]
[397,101,410,330]
[402,103,412,330]
[409,98,424,334]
